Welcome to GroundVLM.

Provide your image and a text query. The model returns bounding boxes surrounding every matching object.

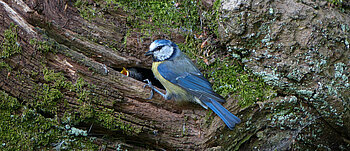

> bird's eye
[156,46,163,51]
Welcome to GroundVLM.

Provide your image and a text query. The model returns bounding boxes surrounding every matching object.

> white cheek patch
[154,46,174,61]
[149,42,157,51]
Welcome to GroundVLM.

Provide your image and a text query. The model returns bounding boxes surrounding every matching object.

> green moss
[207,59,275,108]
[27,67,67,115]
[116,0,200,32]
[0,65,139,150]
[96,108,141,134]
[327,0,343,6]
[30,38,57,53]
[74,0,201,37]
[35,83,62,114]
[0,61,12,71]
[72,77,141,134]
[0,90,21,111]
[0,90,98,150]
[1,23,21,58]
[43,67,69,89]
[74,0,101,20]
[211,0,222,36]
[39,67,140,135]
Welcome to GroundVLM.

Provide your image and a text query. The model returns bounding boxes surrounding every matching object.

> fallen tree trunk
[2,0,349,150]
[0,0,226,150]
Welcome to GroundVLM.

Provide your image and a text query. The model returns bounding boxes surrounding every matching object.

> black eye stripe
[156,46,163,50]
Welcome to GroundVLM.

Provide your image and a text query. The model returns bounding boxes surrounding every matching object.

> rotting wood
[0,0,217,150]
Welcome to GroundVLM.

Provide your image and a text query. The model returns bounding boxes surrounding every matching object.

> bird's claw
[143,79,154,99]
[143,79,153,88]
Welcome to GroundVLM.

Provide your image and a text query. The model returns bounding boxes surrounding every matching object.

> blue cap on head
[153,39,178,48]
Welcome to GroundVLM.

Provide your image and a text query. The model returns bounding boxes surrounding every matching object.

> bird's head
[145,39,179,61]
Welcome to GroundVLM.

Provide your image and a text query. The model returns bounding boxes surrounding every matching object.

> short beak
[120,67,129,76]
[145,50,153,56]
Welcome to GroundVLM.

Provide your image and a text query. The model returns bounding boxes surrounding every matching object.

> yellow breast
[152,61,188,100]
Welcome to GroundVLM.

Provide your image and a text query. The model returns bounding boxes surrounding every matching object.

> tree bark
[0,0,230,150]
[2,0,349,150]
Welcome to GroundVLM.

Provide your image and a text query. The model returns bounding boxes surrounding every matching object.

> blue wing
[157,58,225,103]
[157,56,241,129]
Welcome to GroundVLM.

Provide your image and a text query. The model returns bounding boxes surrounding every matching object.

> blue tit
[144,39,241,130]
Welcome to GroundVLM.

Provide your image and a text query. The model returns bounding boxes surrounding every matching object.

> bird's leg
[143,79,166,99]
[143,79,154,99]
[152,87,167,99]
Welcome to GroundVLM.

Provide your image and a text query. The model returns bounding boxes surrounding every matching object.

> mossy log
[1,0,349,150]
[0,0,234,150]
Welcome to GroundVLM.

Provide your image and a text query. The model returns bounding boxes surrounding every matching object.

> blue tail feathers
[204,99,241,130]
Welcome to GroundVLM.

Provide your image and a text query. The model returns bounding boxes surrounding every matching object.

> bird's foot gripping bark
[143,79,166,99]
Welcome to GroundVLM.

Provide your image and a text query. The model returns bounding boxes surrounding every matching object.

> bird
[120,67,143,80]
[144,39,241,130]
